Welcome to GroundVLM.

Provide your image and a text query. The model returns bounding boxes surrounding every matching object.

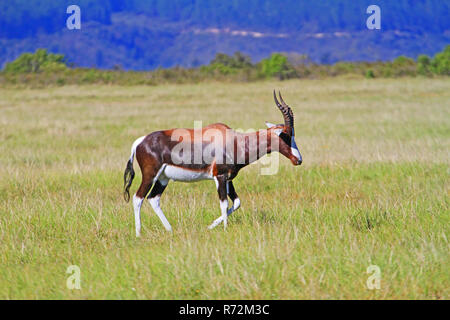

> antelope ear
[265,122,276,128]
[274,128,283,136]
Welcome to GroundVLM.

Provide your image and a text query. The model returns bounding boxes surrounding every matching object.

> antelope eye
[279,132,291,145]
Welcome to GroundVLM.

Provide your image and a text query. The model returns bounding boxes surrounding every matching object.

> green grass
[0,78,449,299]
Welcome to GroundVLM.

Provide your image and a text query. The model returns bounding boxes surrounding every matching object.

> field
[0,78,449,299]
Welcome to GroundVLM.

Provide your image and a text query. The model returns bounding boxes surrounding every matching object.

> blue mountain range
[0,0,449,69]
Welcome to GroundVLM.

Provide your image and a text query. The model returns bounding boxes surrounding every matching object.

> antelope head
[265,91,302,166]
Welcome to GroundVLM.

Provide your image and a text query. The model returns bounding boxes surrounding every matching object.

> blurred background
[0,0,449,70]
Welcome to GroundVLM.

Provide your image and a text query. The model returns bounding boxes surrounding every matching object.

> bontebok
[123,91,302,236]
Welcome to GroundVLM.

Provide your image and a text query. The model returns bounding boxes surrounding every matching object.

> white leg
[208,198,240,229]
[209,177,233,230]
[149,195,172,232]
[208,216,223,230]
[133,194,144,237]
[229,198,241,214]
[220,199,228,229]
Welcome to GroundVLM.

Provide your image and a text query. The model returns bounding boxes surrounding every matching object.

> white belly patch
[162,165,213,182]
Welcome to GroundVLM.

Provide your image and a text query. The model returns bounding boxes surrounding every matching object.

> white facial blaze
[273,127,301,162]
[291,137,301,161]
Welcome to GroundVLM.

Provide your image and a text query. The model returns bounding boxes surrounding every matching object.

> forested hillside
[0,0,449,69]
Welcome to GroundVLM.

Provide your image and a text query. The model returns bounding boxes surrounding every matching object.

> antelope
[123,91,302,236]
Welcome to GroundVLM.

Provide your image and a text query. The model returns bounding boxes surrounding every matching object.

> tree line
[1,45,449,87]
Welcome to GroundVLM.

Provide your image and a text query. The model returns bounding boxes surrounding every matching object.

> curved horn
[273,90,294,131]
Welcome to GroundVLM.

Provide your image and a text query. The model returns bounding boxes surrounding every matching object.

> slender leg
[133,194,144,237]
[133,165,159,237]
[147,178,172,232]
[208,180,240,229]
[134,180,154,237]
[226,180,241,215]
[208,175,229,230]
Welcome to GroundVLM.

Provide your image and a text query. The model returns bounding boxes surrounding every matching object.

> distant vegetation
[1,45,449,87]
[3,49,67,73]
[0,1,449,69]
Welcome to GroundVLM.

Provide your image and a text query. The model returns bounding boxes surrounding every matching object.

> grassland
[0,78,448,299]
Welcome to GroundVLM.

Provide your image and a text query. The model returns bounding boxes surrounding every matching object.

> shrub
[4,49,67,73]
[417,54,431,75]
[391,56,416,76]
[202,52,253,76]
[365,69,375,79]
[211,52,252,69]
[259,53,296,80]
[430,45,450,75]
[81,69,99,83]
[201,63,237,75]
[393,56,415,67]
[381,64,393,77]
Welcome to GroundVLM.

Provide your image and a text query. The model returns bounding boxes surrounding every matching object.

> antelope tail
[123,136,145,202]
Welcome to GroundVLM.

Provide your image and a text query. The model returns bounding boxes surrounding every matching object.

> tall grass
[0,78,448,299]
